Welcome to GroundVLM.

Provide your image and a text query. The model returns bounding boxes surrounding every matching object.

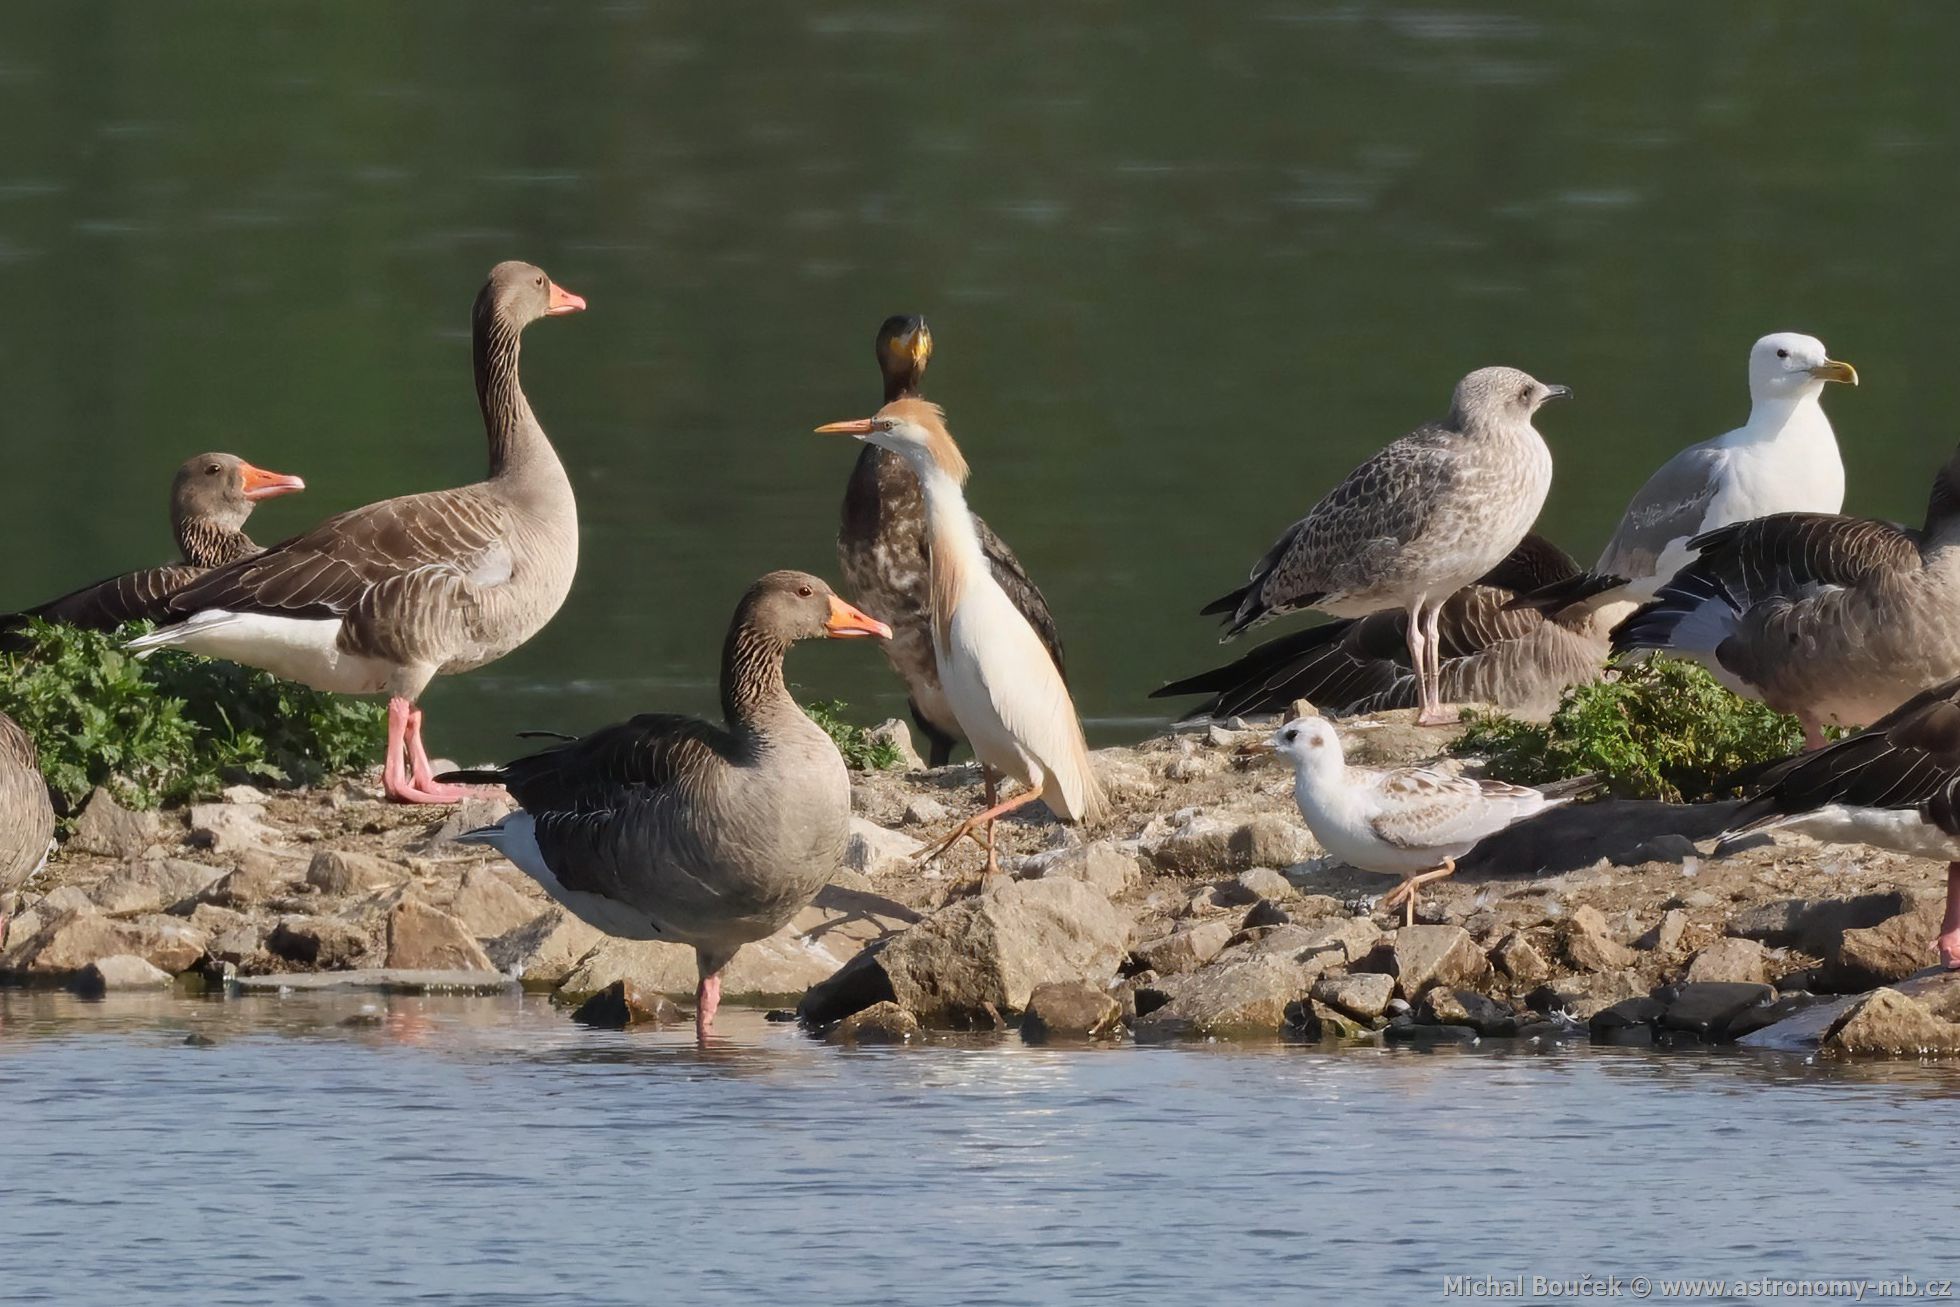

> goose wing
[162,487,516,662]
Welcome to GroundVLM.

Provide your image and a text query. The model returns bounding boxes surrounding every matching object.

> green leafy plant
[0,619,383,812]
[1451,660,1806,803]
[804,698,903,771]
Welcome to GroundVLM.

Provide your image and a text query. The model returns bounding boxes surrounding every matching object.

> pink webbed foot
[1940,864,1960,970]
[381,699,490,804]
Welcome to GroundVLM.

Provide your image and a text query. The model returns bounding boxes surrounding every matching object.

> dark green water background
[3,2,1954,759]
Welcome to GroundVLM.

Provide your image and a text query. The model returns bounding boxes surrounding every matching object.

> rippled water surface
[3,3,1958,756]
[3,990,1956,1304]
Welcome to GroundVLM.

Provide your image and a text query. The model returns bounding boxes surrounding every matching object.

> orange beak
[546,281,587,316]
[237,461,306,501]
[814,418,878,436]
[824,594,892,640]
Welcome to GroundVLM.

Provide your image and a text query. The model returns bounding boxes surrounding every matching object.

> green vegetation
[805,698,903,771]
[0,619,383,812]
[1452,660,1805,803]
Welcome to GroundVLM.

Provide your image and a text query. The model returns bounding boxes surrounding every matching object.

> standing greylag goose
[1202,367,1570,726]
[1724,676,1960,969]
[126,261,585,803]
[1269,715,1582,925]
[1,452,305,642]
[1152,534,1609,721]
[818,399,1103,876]
[1511,333,1856,621]
[440,571,892,1039]
[0,713,55,948]
[1614,440,1960,746]
[837,315,1065,767]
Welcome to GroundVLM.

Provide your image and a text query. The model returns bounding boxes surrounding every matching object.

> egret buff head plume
[815,397,970,486]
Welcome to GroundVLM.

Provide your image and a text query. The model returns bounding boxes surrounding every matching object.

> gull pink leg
[1939,863,1960,971]
[695,971,723,1040]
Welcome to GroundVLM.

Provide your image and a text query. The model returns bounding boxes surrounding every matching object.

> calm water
[3,3,1958,758]
[2,989,1957,1305]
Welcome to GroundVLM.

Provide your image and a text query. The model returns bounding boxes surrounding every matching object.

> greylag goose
[1512,333,1855,621]
[0,713,55,947]
[818,399,1104,876]
[441,571,892,1038]
[1202,367,1570,725]
[1725,675,1960,968]
[1268,715,1582,925]
[1,452,304,642]
[126,262,585,803]
[1614,440,1960,746]
[1152,534,1608,721]
[837,315,1065,767]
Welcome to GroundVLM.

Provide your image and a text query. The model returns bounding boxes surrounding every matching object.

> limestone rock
[1236,867,1295,902]
[1230,819,1316,871]
[1296,999,1369,1040]
[1684,937,1769,986]
[1727,891,1915,954]
[1018,841,1141,898]
[1635,908,1689,953]
[68,789,162,858]
[485,907,605,985]
[449,867,541,939]
[1531,969,1647,1020]
[307,849,409,896]
[187,803,275,854]
[1560,905,1637,973]
[1415,986,1517,1035]
[4,911,204,978]
[901,796,950,827]
[841,817,925,877]
[1310,970,1394,1021]
[1241,899,1291,930]
[571,979,686,1028]
[1134,919,1236,976]
[827,1001,923,1045]
[1147,813,1238,873]
[876,878,1131,1026]
[416,794,517,853]
[1020,981,1121,1042]
[73,953,172,995]
[385,898,494,972]
[1389,925,1490,999]
[1133,954,1317,1041]
[1489,931,1551,986]
[198,860,296,910]
[868,719,926,771]
[267,916,369,970]
[1823,988,1960,1057]
[1824,896,1944,991]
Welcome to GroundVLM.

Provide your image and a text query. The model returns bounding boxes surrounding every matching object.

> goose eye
[796,584,813,598]
[206,464,221,475]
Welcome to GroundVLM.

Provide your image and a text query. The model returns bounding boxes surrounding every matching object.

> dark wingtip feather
[1199,585,1249,618]
[434,768,506,786]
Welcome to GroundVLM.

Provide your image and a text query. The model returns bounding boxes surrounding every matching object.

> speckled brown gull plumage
[1203,366,1569,725]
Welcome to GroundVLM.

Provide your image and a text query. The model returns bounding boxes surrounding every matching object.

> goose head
[739,571,892,645]
[171,452,305,534]
[478,260,587,328]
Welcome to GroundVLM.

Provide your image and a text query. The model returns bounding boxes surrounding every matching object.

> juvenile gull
[1615,439,1960,746]
[1725,675,1960,969]
[1513,333,1856,621]
[1153,534,1609,720]
[1269,716,1578,925]
[1204,366,1570,725]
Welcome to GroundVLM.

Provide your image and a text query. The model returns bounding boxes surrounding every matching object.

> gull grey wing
[1595,443,1733,581]
[1593,443,1729,580]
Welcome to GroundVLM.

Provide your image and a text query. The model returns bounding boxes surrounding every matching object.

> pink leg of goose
[696,971,723,1040]
[381,697,467,805]
[1939,863,1960,971]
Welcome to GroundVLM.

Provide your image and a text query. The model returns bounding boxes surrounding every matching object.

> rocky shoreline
[7,709,1960,1059]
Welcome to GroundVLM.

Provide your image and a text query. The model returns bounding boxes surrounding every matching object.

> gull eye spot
[1776,348,1789,359]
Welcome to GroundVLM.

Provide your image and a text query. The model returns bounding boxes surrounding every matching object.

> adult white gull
[1513,332,1856,623]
